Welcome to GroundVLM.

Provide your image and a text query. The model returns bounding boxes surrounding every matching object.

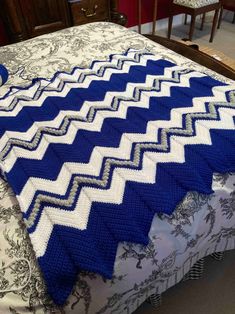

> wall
[118,0,172,27]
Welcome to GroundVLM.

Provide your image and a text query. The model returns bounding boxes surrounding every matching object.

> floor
[156,11,235,60]
[134,250,235,314]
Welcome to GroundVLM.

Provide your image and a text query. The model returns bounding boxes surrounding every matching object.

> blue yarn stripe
[6,75,224,195]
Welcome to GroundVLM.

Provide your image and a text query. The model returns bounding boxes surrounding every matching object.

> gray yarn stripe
[0,50,151,112]
[0,68,192,161]
[25,91,235,228]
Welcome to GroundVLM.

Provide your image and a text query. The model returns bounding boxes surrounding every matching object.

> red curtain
[118,0,172,27]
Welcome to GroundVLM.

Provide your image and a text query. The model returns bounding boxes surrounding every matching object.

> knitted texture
[0,49,235,305]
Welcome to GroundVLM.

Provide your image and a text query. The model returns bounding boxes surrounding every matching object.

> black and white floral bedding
[0,22,234,314]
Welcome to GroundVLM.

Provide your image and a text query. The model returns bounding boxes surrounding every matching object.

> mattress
[0,22,234,314]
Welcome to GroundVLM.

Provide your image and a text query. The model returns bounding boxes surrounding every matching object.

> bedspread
[0,22,235,314]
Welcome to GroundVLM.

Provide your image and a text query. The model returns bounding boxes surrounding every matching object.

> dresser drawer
[70,0,110,26]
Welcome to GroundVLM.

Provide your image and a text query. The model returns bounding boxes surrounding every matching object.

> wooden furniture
[168,1,221,42]
[0,0,126,44]
[218,0,235,28]
[138,0,158,34]
[70,0,109,26]
[145,34,235,80]
[1,0,71,43]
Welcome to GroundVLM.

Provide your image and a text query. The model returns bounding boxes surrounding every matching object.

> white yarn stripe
[0,63,180,149]
[30,107,235,257]
[2,70,205,173]
[0,51,161,116]
[18,84,232,213]
[0,50,144,105]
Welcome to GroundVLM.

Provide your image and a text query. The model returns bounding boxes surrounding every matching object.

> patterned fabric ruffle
[173,0,219,8]
[148,252,224,309]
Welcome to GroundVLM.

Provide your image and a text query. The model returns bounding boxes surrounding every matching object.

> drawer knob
[81,5,98,18]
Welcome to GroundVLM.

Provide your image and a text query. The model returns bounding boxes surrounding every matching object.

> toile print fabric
[0,22,235,314]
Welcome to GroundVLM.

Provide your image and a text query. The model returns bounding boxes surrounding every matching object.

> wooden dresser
[0,0,126,44]
[70,0,110,26]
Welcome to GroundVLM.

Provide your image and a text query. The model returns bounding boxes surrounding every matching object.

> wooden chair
[218,0,235,28]
[138,0,158,34]
[168,0,221,42]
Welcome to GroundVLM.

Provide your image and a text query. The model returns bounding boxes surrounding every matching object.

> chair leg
[189,13,196,41]
[210,7,219,42]
[168,14,173,39]
[218,6,223,29]
[184,14,188,25]
[152,0,158,35]
[233,12,235,24]
[138,0,142,34]
[200,13,206,30]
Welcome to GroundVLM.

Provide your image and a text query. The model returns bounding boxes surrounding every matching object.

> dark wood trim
[145,34,235,81]
[21,0,71,38]
[1,0,28,42]
[1,0,72,43]
[210,6,219,42]
[200,13,206,30]
[110,0,127,26]
[138,0,142,34]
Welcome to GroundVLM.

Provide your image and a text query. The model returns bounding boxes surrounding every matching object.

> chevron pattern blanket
[0,64,8,87]
[0,49,235,305]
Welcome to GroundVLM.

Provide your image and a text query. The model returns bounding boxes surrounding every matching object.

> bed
[0,22,234,314]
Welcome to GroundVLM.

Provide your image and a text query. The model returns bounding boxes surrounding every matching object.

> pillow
[0,64,8,87]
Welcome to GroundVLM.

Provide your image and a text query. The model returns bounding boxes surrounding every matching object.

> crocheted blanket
[0,49,235,305]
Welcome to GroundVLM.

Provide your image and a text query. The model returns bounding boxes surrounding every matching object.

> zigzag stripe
[22,91,235,228]
[0,66,192,160]
[29,106,235,257]
[0,58,174,147]
[1,69,204,173]
[0,50,148,104]
[18,85,234,213]
[10,78,232,189]
[0,50,161,116]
